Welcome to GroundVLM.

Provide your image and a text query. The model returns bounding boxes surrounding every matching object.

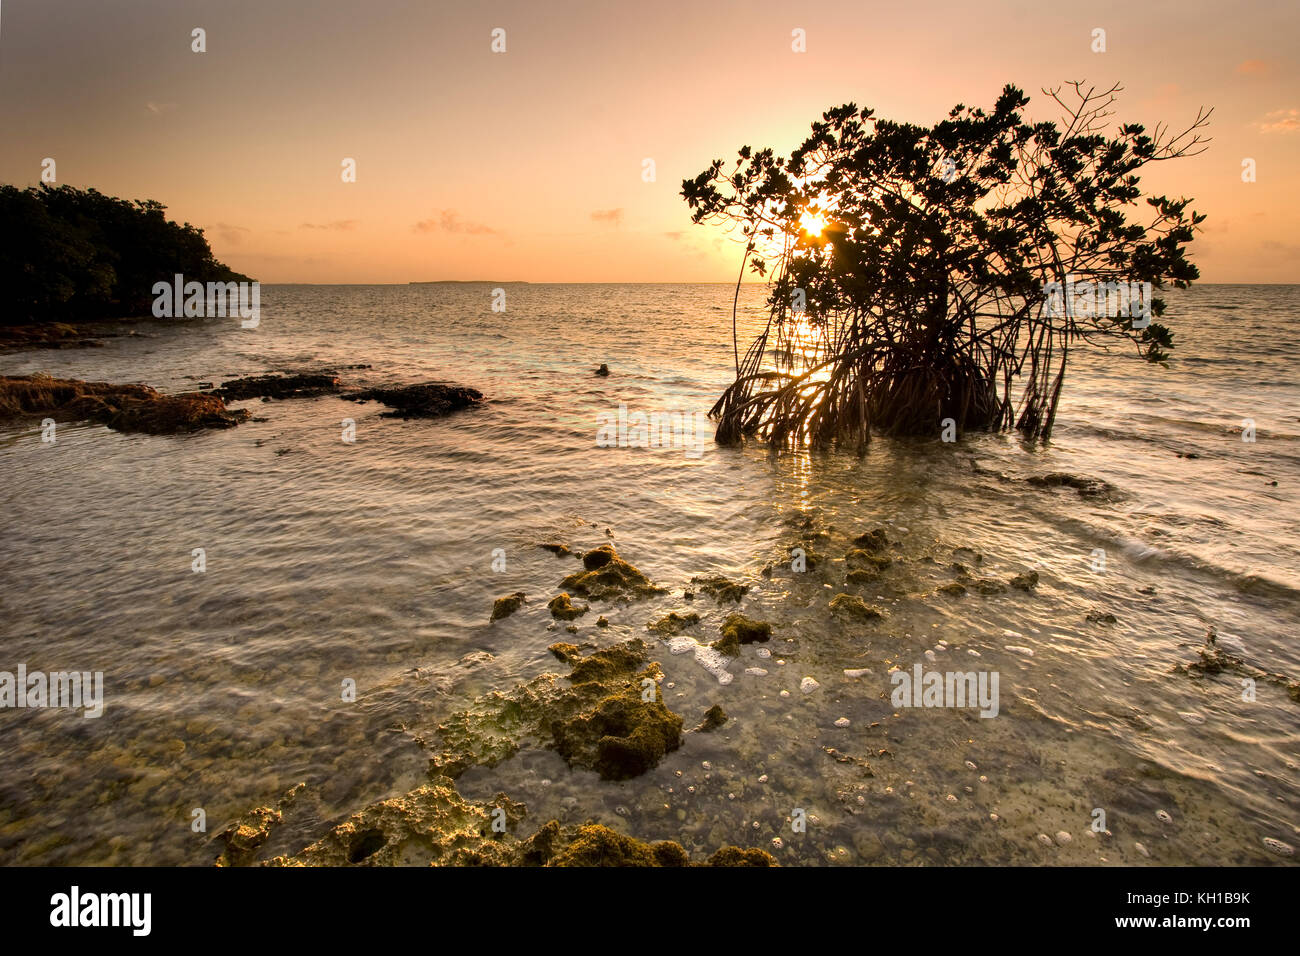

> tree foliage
[682,82,1209,446]
[0,183,250,324]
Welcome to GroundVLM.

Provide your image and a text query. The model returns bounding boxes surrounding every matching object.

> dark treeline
[0,183,250,324]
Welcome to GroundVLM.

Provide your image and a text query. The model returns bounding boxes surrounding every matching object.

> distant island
[408,280,531,284]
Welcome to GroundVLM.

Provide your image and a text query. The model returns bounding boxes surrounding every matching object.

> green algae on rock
[694,704,728,733]
[712,612,772,657]
[490,591,526,622]
[548,593,589,620]
[845,568,881,586]
[1009,571,1040,591]
[434,639,683,783]
[845,549,892,572]
[852,528,891,552]
[559,545,667,602]
[829,593,885,620]
[647,611,701,636]
[690,574,750,603]
[266,783,528,866]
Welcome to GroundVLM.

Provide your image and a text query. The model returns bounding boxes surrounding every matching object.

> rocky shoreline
[0,370,485,436]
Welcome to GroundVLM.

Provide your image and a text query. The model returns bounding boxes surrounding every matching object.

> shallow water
[0,283,1297,865]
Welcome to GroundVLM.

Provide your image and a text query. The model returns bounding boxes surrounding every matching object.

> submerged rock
[937,582,967,596]
[845,549,891,572]
[972,578,1007,595]
[215,371,340,401]
[538,543,572,557]
[693,704,728,733]
[829,593,885,620]
[845,568,881,586]
[1027,472,1112,497]
[691,574,750,603]
[560,545,667,602]
[595,364,610,377]
[490,591,526,622]
[548,593,588,620]
[343,382,484,419]
[1086,610,1118,624]
[0,373,248,434]
[852,528,891,552]
[1009,571,1039,591]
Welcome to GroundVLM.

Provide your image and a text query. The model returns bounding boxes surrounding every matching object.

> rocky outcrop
[0,373,248,434]
[343,382,484,419]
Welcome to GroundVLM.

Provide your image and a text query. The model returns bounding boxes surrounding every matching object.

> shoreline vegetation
[0,184,250,326]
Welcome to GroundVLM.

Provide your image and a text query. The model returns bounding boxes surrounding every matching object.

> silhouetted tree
[683,82,1209,446]
[0,183,250,324]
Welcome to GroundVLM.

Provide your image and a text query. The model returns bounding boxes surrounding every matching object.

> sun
[798,210,827,236]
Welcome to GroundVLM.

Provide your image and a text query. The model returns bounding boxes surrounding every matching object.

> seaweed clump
[559,545,667,602]
[712,613,773,656]
[490,591,526,622]
[691,574,750,603]
[829,593,885,621]
[647,611,700,636]
[550,642,683,781]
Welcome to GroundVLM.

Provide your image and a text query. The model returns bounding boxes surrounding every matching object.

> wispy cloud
[300,220,358,231]
[413,210,499,235]
[213,223,250,245]
[145,102,176,114]
[591,208,624,225]
[1236,59,1274,76]
[663,231,684,241]
[1259,108,1299,134]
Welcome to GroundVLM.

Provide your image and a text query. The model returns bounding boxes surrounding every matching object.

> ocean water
[0,283,1297,866]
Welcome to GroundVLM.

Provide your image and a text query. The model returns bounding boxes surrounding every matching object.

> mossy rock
[552,687,682,781]
[829,593,885,620]
[647,611,700,636]
[713,613,772,656]
[694,704,728,733]
[851,528,891,553]
[538,543,572,557]
[973,578,1007,595]
[548,593,588,620]
[691,574,750,603]
[845,568,880,586]
[937,582,967,596]
[845,549,892,572]
[705,846,778,867]
[561,546,667,601]
[490,591,526,622]
[1009,571,1039,591]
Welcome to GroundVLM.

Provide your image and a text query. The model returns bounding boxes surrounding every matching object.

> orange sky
[1,0,1296,282]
